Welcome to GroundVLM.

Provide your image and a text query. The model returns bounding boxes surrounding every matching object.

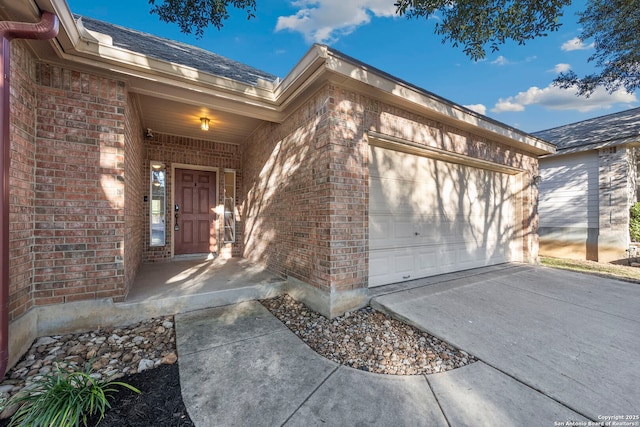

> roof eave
[22,1,556,156]
[28,0,283,122]
[319,47,556,156]
[544,136,640,157]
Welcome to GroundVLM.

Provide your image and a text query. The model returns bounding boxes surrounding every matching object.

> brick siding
[6,46,540,319]
[33,63,127,305]
[8,41,38,320]
[142,133,243,262]
[243,83,539,296]
[122,94,144,300]
[243,86,335,291]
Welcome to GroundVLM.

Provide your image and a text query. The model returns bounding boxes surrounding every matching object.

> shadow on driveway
[372,264,640,422]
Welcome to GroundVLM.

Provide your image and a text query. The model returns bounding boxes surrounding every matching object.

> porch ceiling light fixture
[200,117,210,131]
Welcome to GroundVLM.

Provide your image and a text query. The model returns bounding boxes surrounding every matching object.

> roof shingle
[77,15,278,86]
[534,107,640,153]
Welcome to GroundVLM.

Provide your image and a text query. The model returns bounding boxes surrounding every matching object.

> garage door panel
[369,250,391,280]
[370,177,438,214]
[369,144,516,288]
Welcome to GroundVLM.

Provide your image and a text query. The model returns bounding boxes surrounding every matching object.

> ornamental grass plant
[7,362,139,427]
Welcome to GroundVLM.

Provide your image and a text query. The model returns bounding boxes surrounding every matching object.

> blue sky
[66,0,637,133]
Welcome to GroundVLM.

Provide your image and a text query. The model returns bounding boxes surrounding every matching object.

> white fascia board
[545,136,640,157]
[67,38,276,100]
[39,0,280,121]
[322,49,556,156]
[37,0,82,50]
[76,39,273,98]
[34,0,557,152]
[272,44,329,106]
[369,131,524,175]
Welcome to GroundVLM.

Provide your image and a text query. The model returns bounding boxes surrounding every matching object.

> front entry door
[175,169,217,255]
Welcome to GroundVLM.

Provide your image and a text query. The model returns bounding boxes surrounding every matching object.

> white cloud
[493,99,525,112]
[561,37,595,51]
[275,0,397,43]
[491,84,637,113]
[464,104,487,115]
[490,55,537,66]
[491,55,509,65]
[551,63,571,74]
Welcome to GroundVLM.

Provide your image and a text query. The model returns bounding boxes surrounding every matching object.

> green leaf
[7,362,141,427]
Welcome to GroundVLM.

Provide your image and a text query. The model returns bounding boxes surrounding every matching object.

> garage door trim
[368,131,524,175]
[367,135,523,288]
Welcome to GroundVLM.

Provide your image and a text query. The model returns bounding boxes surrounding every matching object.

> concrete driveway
[371,264,640,424]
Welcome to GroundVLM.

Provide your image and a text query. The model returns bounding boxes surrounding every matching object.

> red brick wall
[33,63,127,305]
[8,41,38,320]
[143,133,242,261]
[123,94,144,298]
[244,83,539,295]
[243,86,335,290]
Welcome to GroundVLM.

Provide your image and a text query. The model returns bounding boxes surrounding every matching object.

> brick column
[33,64,127,304]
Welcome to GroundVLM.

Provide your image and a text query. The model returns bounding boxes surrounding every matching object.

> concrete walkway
[372,264,640,423]
[176,302,448,426]
[175,293,592,426]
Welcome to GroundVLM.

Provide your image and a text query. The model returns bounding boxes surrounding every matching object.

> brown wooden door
[174,169,217,255]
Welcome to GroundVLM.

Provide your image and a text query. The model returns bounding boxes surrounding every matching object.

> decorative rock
[137,359,154,372]
[162,321,174,329]
[34,337,56,347]
[67,344,87,355]
[161,352,178,365]
[0,315,177,418]
[261,295,477,376]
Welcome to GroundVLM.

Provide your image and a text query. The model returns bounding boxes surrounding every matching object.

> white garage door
[369,144,517,287]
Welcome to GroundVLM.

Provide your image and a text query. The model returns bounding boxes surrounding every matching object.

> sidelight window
[150,161,166,246]
[223,171,236,243]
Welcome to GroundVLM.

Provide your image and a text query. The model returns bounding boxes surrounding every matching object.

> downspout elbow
[0,12,59,42]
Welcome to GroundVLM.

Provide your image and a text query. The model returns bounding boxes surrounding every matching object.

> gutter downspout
[0,11,59,378]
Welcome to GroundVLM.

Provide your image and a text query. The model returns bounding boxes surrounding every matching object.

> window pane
[224,171,235,243]
[150,163,166,246]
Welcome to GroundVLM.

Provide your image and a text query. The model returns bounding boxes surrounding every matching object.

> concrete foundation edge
[286,277,369,319]
[8,310,38,370]
[540,226,630,262]
[6,281,287,369]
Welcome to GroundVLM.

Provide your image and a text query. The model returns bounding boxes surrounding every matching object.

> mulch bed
[0,364,193,427]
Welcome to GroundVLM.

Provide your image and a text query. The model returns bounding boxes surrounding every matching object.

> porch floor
[122,256,287,316]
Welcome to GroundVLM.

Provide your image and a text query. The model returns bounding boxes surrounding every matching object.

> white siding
[539,151,599,228]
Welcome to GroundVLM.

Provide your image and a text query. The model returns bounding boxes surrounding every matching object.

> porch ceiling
[138,94,266,144]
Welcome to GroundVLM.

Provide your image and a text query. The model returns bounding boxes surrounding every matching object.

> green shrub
[8,362,139,427]
[630,202,640,242]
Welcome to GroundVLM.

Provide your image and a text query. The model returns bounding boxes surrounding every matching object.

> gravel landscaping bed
[0,295,476,425]
[261,294,477,375]
[0,316,179,422]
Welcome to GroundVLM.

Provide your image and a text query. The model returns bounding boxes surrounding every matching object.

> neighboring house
[535,108,640,262]
[0,0,553,368]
